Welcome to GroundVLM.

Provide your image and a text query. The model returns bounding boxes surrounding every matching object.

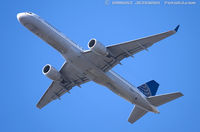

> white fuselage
[17,12,158,113]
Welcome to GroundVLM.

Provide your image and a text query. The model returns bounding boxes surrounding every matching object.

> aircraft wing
[83,25,179,72]
[37,62,90,109]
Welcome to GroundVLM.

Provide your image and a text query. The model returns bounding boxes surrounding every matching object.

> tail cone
[151,105,160,114]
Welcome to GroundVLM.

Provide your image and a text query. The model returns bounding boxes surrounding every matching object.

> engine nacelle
[42,64,62,81]
[88,39,109,56]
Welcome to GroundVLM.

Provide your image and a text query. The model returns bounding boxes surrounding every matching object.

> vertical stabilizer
[137,80,159,97]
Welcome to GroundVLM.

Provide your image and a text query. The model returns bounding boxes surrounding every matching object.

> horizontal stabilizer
[128,105,147,124]
[128,92,183,124]
[147,92,183,106]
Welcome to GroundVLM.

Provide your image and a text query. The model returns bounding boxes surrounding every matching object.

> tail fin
[147,92,183,106]
[137,80,159,97]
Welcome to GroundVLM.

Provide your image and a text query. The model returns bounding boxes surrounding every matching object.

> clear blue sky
[1,0,199,131]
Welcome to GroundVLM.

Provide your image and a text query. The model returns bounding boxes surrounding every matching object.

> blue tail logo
[137,80,159,97]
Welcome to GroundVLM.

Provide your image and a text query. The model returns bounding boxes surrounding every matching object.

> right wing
[37,62,90,109]
[83,25,179,72]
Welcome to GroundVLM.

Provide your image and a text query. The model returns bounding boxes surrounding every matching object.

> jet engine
[88,39,109,56]
[42,64,62,81]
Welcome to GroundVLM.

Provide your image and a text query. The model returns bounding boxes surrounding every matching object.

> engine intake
[42,64,62,81]
[88,39,109,56]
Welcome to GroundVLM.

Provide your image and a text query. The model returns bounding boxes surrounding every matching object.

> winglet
[174,25,180,32]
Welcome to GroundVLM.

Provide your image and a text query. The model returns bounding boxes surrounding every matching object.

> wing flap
[36,81,72,109]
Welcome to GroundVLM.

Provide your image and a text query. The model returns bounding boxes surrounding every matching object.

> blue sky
[1,0,200,131]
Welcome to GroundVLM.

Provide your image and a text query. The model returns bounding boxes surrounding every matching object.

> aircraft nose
[17,12,29,23]
[17,13,24,21]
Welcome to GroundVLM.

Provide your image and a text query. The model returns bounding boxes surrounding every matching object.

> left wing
[37,62,90,109]
[83,25,179,72]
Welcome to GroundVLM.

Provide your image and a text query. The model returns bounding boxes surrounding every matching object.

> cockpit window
[27,12,32,14]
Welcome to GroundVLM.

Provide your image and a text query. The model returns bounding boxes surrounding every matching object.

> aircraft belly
[21,15,80,55]
[88,70,136,103]
[71,61,156,111]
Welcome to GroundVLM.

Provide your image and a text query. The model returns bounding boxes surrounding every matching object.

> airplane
[17,12,183,124]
